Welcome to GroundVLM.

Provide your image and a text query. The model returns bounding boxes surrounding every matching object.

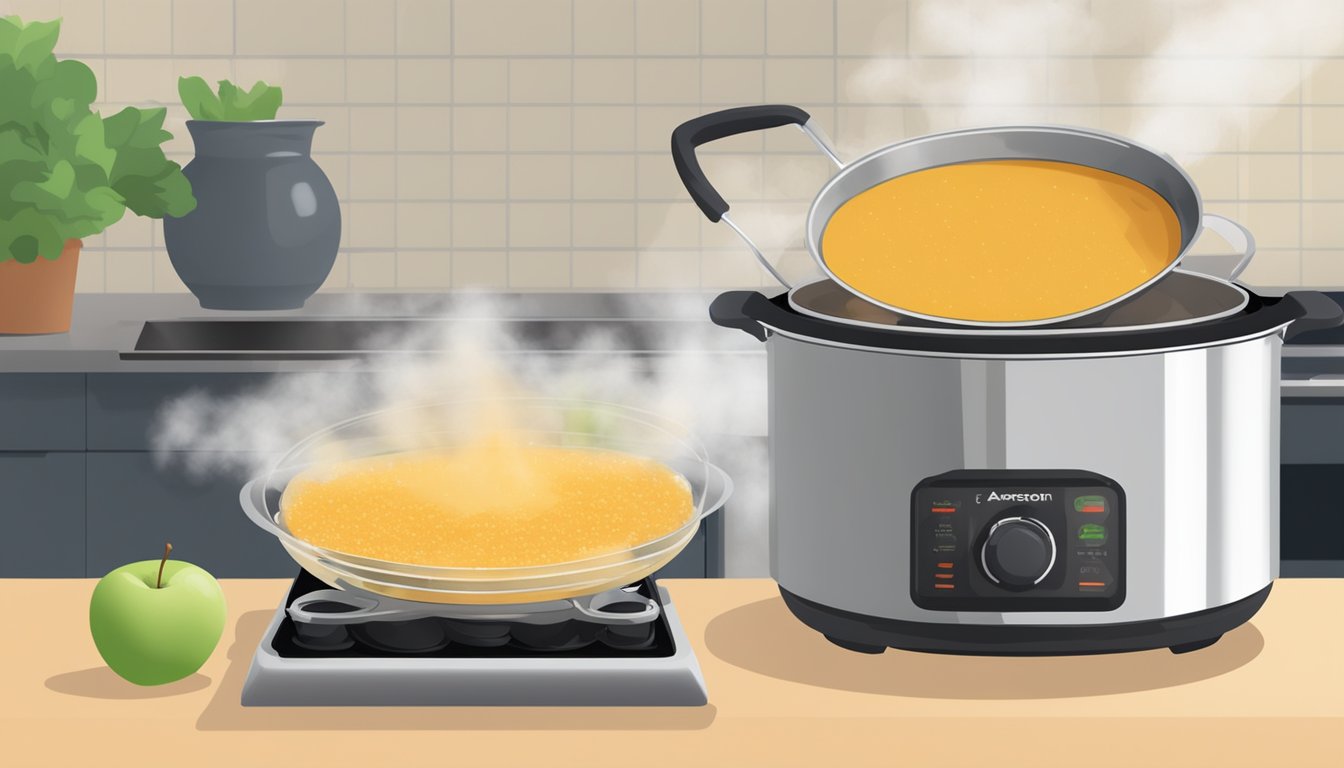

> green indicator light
[1078,523,1107,541]
[1075,495,1106,513]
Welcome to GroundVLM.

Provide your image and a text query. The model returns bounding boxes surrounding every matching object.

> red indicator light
[1081,506,1105,513]
[934,584,955,590]
[936,562,954,569]
[931,507,957,514]
[934,573,954,580]
[1078,581,1106,587]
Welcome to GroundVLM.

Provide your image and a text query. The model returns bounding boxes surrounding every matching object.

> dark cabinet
[0,452,85,577]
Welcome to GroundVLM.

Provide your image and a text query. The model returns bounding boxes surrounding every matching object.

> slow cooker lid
[789,270,1249,336]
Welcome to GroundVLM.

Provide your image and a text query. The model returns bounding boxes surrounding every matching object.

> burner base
[241,585,708,706]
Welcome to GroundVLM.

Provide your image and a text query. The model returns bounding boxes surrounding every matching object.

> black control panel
[911,470,1125,612]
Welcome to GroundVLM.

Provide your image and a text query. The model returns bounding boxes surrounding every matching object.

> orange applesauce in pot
[819,159,1182,323]
[279,434,694,568]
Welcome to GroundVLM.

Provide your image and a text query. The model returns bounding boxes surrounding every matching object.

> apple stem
[156,541,173,589]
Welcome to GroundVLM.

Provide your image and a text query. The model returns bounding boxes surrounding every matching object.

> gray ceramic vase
[163,120,341,310]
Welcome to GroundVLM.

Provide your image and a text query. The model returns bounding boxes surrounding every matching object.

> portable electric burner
[241,570,708,706]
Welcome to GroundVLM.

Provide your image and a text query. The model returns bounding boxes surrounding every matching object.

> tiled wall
[7,0,1344,292]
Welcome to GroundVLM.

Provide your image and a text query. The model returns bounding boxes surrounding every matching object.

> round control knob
[981,516,1056,588]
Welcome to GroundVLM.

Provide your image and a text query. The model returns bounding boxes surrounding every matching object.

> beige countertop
[4,578,1340,766]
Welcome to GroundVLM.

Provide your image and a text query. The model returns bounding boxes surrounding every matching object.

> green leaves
[0,16,195,263]
[178,76,283,121]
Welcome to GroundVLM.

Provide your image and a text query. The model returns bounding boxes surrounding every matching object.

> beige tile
[767,0,833,55]
[347,59,397,103]
[509,203,572,248]
[1305,203,1344,248]
[1241,202,1301,249]
[350,252,397,288]
[236,0,344,55]
[106,58,177,103]
[454,0,571,55]
[509,251,571,289]
[396,0,453,54]
[398,153,455,200]
[105,0,171,55]
[256,59,344,105]
[349,106,396,151]
[1056,0,1170,56]
[105,214,154,248]
[762,155,833,200]
[1308,60,1344,106]
[398,106,454,151]
[702,0,764,55]
[636,0,698,54]
[1184,154,1238,201]
[450,106,506,151]
[105,251,154,292]
[397,202,453,248]
[320,253,350,291]
[573,202,636,247]
[509,155,571,199]
[701,217,742,249]
[701,59,764,105]
[172,0,231,55]
[574,59,635,104]
[301,107,349,151]
[575,0,634,55]
[452,251,509,288]
[338,202,350,248]
[449,154,507,199]
[1301,251,1344,286]
[573,106,636,151]
[637,58,699,104]
[1305,107,1344,152]
[53,0,105,55]
[573,154,637,199]
[836,0,906,56]
[152,251,188,292]
[765,58,834,104]
[346,0,396,54]
[509,106,572,151]
[572,251,637,288]
[1170,2,1301,57]
[74,250,106,292]
[1046,58,1099,105]
[635,106,693,152]
[397,59,453,104]
[453,59,508,103]
[836,57,913,103]
[638,250,699,288]
[397,251,452,288]
[1304,154,1344,199]
[313,152,348,198]
[510,59,572,104]
[638,202,699,248]
[637,153,691,200]
[834,105,903,157]
[1241,249,1302,287]
[452,203,507,248]
[696,154,763,201]
[346,153,392,200]
[348,202,396,248]
[1240,155,1300,201]
[700,247,766,288]
[1241,106,1295,152]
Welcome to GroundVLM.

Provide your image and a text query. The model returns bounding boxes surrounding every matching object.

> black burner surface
[270,570,677,659]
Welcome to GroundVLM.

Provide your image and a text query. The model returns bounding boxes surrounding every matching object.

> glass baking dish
[241,399,732,604]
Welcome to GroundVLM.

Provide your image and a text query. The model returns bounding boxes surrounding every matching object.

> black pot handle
[709,291,769,342]
[1283,291,1344,341]
[671,105,811,222]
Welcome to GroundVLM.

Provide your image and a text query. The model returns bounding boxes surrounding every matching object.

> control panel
[910,470,1125,612]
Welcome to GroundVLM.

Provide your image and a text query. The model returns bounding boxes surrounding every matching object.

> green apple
[89,543,227,686]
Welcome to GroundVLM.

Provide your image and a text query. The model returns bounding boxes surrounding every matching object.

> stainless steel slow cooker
[674,105,1344,655]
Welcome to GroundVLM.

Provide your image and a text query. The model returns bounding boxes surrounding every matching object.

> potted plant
[163,77,341,310]
[0,16,194,334]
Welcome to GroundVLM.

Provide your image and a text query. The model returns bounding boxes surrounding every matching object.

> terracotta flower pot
[0,239,82,335]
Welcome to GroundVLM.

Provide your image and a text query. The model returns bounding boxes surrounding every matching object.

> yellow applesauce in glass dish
[279,432,695,569]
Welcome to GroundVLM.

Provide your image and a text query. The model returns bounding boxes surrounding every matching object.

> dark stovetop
[271,570,677,659]
[123,317,748,360]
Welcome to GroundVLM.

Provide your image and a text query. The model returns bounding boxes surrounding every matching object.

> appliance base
[779,583,1273,656]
